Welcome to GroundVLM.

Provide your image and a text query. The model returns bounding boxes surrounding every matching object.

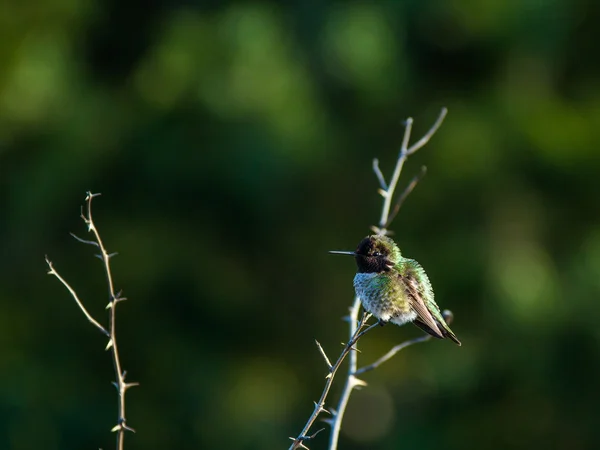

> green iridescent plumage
[332,235,461,345]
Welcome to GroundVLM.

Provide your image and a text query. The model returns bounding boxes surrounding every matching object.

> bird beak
[329,251,356,256]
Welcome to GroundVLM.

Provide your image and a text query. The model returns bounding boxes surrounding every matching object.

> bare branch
[372,158,387,190]
[384,165,428,229]
[45,256,109,337]
[355,335,431,375]
[289,427,325,450]
[406,107,448,156]
[70,232,100,247]
[315,340,333,370]
[327,296,362,450]
[290,109,449,450]
[327,109,449,450]
[355,310,454,375]
[376,108,447,234]
[288,313,376,450]
[46,192,135,450]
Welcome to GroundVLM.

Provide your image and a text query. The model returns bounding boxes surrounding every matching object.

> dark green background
[1,1,599,449]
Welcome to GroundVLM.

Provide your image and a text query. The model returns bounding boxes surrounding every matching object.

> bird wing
[401,259,462,345]
[400,262,444,339]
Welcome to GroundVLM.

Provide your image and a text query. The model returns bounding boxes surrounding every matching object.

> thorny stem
[45,192,137,450]
[327,108,448,450]
[288,313,379,450]
[327,296,362,450]
[288,109,448,449]
[354,311,453,375]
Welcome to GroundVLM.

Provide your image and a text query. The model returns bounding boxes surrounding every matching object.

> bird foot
[378,319,387,327]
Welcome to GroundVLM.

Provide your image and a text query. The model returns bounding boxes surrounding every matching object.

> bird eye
[373,251,382,257]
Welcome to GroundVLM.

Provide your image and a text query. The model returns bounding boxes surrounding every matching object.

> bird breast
[353,272,414,324]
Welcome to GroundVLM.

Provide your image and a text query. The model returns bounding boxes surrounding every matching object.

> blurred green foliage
[1,1,600,449]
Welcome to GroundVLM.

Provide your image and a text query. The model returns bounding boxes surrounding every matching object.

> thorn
[315,340,332,369]
[122,370,127,379]
[123,424,136,433]
[370,225,380,234]
[308,428,325,439]
[125,382,140,389]
[352,377,368,388]
[70,233,98,246]
[289,438,310,450]
[108,252,118,259]
[325,372,332,379]
[346,343,361,353]
[321,418,333,426]
[106,302,113,309]
[111,424,121,432]
[312,402,330,415]
[94,254,102,260]
[111,381,118,390]
[341,315,351,323]
[377,188,388,197]
[105,339,113,351]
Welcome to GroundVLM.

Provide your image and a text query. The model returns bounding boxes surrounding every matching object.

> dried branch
[328,108,448,450]
[45,192,137,450]
[315,340,333,370]
[45,257,109,337]
[355,310,454,375]
[287,109,448,450]
[374,107,447,236]
[384,165,427,231]
[288,313,379,450]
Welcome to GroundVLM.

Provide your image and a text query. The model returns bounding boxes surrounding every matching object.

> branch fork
[289,108,450,450]
[46,192,137,450]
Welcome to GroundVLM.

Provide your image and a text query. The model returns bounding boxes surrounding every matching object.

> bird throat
[355,255,391,274]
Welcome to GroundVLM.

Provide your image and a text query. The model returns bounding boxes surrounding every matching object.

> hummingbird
[331,235,461,345]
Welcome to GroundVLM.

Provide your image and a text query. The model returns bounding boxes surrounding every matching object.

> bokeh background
[1,1,600,449]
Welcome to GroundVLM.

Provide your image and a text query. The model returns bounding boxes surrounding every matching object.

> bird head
[330,235,401,273]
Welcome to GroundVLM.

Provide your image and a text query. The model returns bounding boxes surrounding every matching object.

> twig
[375,107,447,236]
[45,257,109,337]
[288,313,378,450]
[384,165,428,230]
[45,192,137,450]
[315,340,333,370]
[327,296,363,450]
[372,159,387,190]
[328,108,448,450]
[354,310,454,375]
